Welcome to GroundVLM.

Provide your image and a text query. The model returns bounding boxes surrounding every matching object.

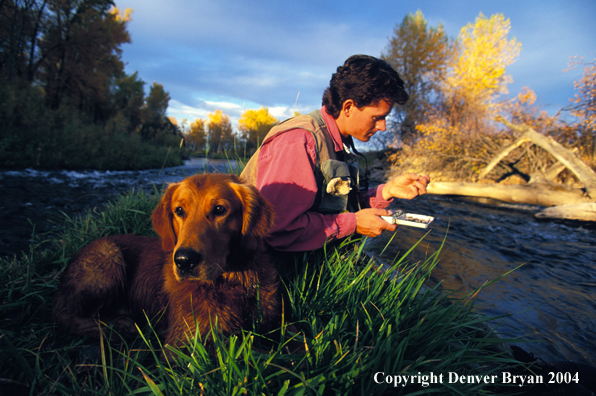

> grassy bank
[0,185,523,395]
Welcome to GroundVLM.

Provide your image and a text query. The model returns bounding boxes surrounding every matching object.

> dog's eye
[174,207,185,217]
[213,205,227,216]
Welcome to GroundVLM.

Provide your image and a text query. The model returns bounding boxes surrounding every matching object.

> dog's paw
[108,315,137,336]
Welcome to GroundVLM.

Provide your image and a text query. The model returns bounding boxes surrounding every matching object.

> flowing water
[370,194,596,367]
[1,159,595,366]
[0,158,240,257]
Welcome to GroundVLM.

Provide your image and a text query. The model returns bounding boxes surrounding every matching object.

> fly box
[381,210,434,229]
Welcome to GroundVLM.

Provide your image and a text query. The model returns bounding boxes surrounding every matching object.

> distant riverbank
[0,158,239,257]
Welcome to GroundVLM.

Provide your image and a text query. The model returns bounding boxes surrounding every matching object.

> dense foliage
[0,1,183,169]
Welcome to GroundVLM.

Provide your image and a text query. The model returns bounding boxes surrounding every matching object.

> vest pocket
[319,160,352,214]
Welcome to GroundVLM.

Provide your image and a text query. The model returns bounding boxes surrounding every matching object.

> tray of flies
[381,209,434,229]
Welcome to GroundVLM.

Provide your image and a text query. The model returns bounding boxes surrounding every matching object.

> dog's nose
[174,248,202,273]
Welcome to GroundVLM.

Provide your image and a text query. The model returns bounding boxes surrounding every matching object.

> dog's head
[152,174,274,282]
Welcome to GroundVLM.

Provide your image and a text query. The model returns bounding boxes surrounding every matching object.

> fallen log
[427,182,591,207]
[535,203,596,222]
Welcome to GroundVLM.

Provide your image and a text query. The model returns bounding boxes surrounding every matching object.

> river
[1,159,594,366]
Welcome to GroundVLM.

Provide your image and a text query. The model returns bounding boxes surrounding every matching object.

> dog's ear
[152,183,179,252]
[231,182,275,250]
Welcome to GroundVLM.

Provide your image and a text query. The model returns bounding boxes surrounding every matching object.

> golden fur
[53,174,279,349]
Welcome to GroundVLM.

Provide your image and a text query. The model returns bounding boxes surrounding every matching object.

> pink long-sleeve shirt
[254,107,392,252]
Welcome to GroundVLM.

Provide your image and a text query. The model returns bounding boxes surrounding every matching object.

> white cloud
[117,0,596,121]
[167,100,210,122]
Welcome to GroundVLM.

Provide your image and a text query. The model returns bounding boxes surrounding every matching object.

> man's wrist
[379,184,394,203]
[336,212,357,237]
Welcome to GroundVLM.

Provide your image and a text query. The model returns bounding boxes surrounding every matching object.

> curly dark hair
[322,55,408,118]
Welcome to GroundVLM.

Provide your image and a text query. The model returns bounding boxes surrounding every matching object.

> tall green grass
[0,185,523,395]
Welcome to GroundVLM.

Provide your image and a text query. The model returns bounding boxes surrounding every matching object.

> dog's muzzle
[174,248,203,275]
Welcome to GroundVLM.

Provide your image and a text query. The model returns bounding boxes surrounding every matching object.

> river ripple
[1,159,594,366]
[0,158,240,257]
[369,194,596,366]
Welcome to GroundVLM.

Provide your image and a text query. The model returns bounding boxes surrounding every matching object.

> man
[241,55,430,253]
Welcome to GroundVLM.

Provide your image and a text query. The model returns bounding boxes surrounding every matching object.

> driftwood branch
[427,182,590,207]
[535,203,596,221]
[478,116,596,200]
[479,136,532,179]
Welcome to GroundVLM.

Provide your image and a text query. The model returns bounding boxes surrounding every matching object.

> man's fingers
[402,172,420,181]
[355,208,399,237]
[373,208,393,216]
[412,180,428,194]
[376,211,398,232]
[384,222,398,232]
[367,222,397,237]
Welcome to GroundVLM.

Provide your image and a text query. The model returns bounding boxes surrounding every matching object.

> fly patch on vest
[318,158,361,214]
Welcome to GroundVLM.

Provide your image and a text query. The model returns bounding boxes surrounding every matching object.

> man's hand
[382,173,430,201]
[355,208,397,237]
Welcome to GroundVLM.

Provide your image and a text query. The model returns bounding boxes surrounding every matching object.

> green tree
[382,10,453,144]
[0,2,183,169]
[0,0,49,82]
[39,1,131,119]
[111,71,145,132]
[140,82,173,141]
[143,82,170,121]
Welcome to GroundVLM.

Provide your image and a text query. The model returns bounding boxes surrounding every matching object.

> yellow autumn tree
[238,107,278,154]
[109,6,134,22]
[416,13,521,163]
[187,118,207,152]
[207,110,235,153]
[444,13,521,130]
[502,87,559,134]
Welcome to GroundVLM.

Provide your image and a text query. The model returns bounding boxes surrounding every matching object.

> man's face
[339,99,393,142]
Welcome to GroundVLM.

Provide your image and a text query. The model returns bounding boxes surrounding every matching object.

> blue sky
[114,0,595,127]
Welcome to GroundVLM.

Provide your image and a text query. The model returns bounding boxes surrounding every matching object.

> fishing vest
[240,110,365,214]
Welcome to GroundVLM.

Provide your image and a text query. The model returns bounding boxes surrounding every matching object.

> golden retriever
[53,174,279,351]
